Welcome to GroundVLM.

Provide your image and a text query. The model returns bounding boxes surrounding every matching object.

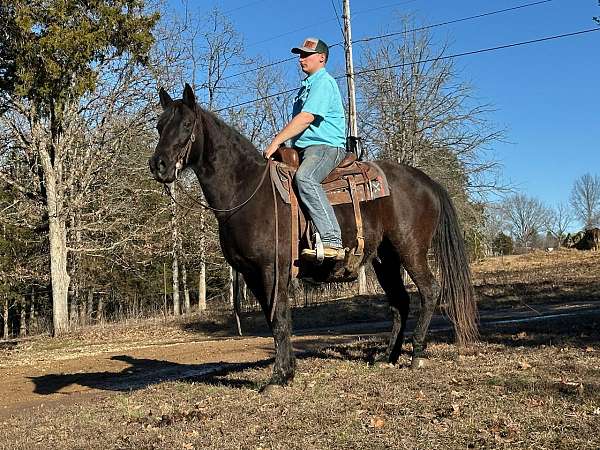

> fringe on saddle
[270,147,390,279]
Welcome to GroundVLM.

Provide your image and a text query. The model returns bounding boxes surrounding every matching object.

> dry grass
[1,315,598,450]
[1,249,600,449]
[3,248,599,368]
[472,248,600,309]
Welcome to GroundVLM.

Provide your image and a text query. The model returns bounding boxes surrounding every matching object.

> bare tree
[545,202,573,247]
[356,16,504,198]
[570,173,600,229]
[501,194,549,250]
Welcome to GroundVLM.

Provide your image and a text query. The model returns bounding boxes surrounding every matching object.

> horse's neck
[193,111,266,211]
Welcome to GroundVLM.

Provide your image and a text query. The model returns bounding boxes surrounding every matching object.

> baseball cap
[291,37,329,57]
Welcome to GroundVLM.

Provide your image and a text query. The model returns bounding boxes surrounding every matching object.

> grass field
[1,249,599,449]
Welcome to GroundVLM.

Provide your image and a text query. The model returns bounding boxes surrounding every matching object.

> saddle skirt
[270,153,390,206]
[269,148,390,281]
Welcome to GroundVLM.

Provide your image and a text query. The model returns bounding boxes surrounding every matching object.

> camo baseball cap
[291,37,329,57]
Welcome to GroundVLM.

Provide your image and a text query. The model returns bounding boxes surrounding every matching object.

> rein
[163,107,281,324]
[166,161,271,214]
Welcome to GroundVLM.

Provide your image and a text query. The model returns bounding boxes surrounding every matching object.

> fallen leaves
[369,416,385,429]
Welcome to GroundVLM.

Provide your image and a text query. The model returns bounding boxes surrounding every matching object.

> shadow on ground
[28,306,599,397]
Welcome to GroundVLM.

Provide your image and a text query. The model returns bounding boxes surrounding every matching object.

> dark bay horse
[149,83,478,388]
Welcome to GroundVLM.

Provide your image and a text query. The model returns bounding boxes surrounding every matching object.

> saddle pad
[270,160,390,206]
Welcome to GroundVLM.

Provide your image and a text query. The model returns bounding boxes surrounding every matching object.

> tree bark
[198,264,207,312]
[182,263,190,314]
[97,293,104,325]
[86,291,94,324]
[70,293,78,328]
[172,252,180,316]
[198,208,207,312]
[30,287,37,335]
[2,296,8,339]
[170,188,180,316]
[37,127,70,335]
[20,295,27,337]
[358,266,368,295]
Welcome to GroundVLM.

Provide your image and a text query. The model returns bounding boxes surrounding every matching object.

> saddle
[271,146,390,281]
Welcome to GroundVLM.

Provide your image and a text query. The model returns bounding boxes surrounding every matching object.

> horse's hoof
[411,357,426,369]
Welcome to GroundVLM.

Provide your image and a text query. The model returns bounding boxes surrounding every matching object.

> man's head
[291,37,329,75]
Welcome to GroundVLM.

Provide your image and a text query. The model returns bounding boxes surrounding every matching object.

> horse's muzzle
[148,155,173,183]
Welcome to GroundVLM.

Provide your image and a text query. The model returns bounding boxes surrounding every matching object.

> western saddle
[271,146,390,281]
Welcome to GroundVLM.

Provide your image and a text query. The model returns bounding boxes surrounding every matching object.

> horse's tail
[432,186,479,345]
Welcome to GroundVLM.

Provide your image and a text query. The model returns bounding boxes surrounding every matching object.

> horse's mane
[197,105,264,164]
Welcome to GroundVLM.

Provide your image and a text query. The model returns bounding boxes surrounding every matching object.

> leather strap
[287,172,299,279]
[347,175,365,257]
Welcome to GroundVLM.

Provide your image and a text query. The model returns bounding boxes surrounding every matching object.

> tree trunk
[172,253,180,316]
[171,188,180,316]
[182,263,190,314]
[20,295,27,337]
[198,208,207,312]
[86,291,94,324]
[2,296,8,339]
[358,266,368,295]
[78,301,86,326]
[38,139,70,336]
[70,294,78,328]
[198,264,207,312]
[30,287,38,335]
[97,293,104,325]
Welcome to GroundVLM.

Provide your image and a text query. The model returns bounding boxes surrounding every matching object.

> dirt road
[1,301,598,418]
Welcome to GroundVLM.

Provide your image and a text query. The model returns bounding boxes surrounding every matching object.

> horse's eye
[183,120,191,128]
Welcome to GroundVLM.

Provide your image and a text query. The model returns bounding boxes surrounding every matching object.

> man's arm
[263,111,315,159]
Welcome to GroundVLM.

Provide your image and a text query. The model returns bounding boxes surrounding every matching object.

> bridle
[173,107,197,181]
[166,106,271,214]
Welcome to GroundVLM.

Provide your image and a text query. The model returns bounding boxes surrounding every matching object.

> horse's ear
[159,87,173,110]
[182,83,196,109]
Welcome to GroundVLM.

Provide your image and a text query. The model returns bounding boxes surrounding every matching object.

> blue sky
[167,0,599,216]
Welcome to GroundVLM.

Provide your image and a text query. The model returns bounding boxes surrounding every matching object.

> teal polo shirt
[291,68,346,149]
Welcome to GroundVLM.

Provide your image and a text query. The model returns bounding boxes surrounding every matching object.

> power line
[221,0,554,81]
[354,27,599,76]
[351,0,553,46]
[245,0,419,48]
[352,0,419,17]
[330,0,345,39]
[223,0,269,15]
[215,87,297,112]
[215,27,599,112]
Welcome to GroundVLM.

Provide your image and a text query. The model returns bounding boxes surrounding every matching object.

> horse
[149,83,478,389]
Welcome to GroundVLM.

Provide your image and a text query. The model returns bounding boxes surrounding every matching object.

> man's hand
[263,141,280,160]
[263,111,314,159]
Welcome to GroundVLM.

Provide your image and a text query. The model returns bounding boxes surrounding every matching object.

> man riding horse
[263,37,346,261]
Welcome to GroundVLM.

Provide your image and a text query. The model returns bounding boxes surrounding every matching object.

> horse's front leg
[269,291,296,386]
[244,269,296,388]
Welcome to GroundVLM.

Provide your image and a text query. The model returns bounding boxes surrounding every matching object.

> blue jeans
[294,145,346,248]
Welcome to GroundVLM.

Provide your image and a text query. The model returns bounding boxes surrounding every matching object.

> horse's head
[149,83,200,183]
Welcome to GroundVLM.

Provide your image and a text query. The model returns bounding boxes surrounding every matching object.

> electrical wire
[221,0,554,80]
[215,26,600,112]
[354,27,599,76]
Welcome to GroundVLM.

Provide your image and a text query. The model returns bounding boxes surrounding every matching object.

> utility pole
[342,0,367,295]
[342,0,359,155]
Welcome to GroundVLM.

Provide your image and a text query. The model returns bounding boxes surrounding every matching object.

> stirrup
[314,232,324,264]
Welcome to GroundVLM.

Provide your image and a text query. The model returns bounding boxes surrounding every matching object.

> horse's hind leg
[372,240,410,365]
[403,252,440,368]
